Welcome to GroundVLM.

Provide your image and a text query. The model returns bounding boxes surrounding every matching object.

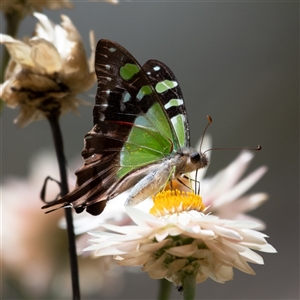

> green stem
[157,279,172,300]
[48,115,81,300]
[182,273,196,300]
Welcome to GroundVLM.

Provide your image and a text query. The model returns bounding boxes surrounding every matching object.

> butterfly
[43,39,209,215]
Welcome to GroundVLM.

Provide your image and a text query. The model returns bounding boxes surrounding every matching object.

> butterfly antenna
[199,115,213,153]
[203,145,261,154]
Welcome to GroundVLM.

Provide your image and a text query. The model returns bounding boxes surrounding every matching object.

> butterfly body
[43,39,208,215]
[125,147,207,206]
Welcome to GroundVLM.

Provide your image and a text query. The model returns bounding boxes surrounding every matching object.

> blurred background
[1,1,298,299]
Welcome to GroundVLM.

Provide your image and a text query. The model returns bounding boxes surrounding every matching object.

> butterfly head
[179,147,209,173]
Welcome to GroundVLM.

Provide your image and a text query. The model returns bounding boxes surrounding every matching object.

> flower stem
[48,115,80,300]
[182,273,196,300]
[157,279,172,300]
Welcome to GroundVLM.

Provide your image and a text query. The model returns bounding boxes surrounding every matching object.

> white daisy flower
[85,190,276,288]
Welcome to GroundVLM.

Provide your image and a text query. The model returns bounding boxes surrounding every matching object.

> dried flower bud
[0,0,73,15]
[0,13,96,126]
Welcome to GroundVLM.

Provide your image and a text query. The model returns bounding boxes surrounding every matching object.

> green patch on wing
[117,125,172,178]
[117,102,178,178]
[120,63,140,80]
[155,80,178,93]
[165,98,184,109]
[137,85,152,100]
[171,114,186,148]
[144,103,175,144]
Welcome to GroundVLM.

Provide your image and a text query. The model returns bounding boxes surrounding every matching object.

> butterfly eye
[190,152,200,164]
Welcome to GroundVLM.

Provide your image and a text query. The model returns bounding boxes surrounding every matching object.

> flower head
[0,12,96,126]
[86,190,276,286]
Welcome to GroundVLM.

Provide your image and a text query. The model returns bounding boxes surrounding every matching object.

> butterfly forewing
[43,39,191,215]
[91,40,183,176]
[142,59,190,148]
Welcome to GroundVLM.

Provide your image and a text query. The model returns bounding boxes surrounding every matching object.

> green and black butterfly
[43,39,208,215]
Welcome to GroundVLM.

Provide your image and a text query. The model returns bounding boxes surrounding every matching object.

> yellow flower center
[150,189,206,217]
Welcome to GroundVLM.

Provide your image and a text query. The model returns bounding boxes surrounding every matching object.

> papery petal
[34,13,56,43]
[139,239,172,252]
[126,206,165,228]
[177,224,216,239]
[239,248,264,264]
[0,34,34,68]
[237,229,269,244]
[203,151,254,199]
[222,220,262,229]
[166,241,198,257]
[240,241,277,253]
[168,258,188,272]
[148,266,168,280]
[97,223,145,235]
[29,38,62,73]
[213,166,268,208]
[215,193,268,218]
[212,225,243,240]
[206,264,234,283]
[61,15,83,44]
[143,252,168,272]
[118,252,152,266]
[154,227,183,242]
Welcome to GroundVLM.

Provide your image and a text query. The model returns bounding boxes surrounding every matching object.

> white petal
[213,166,268,208]
[168,259,188,272]
[154,226,183,242]
[0,34,34,68]
[203,151,254,199]
[143,252,168,272]
[255,243,277,253]
[166,241,198,257]
[139,239,171,252]
[215,193,268,218]
[213,225,243,240]
[222,219,263,229]
[34,13,55,42]
[237,229,269,244]
[147,267,168,280]
[125,206,165,228]
[29,38,62,73]
[177,224,216,239]
[207,264,234,283]
[241,242,277,253]
[154,230,171,242]
[118,253,151,266]
[239,248,264,264]
[60,15,82,44]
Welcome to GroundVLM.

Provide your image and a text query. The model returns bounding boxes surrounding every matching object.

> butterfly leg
[162,165,177,191]
[125,163,174,206]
